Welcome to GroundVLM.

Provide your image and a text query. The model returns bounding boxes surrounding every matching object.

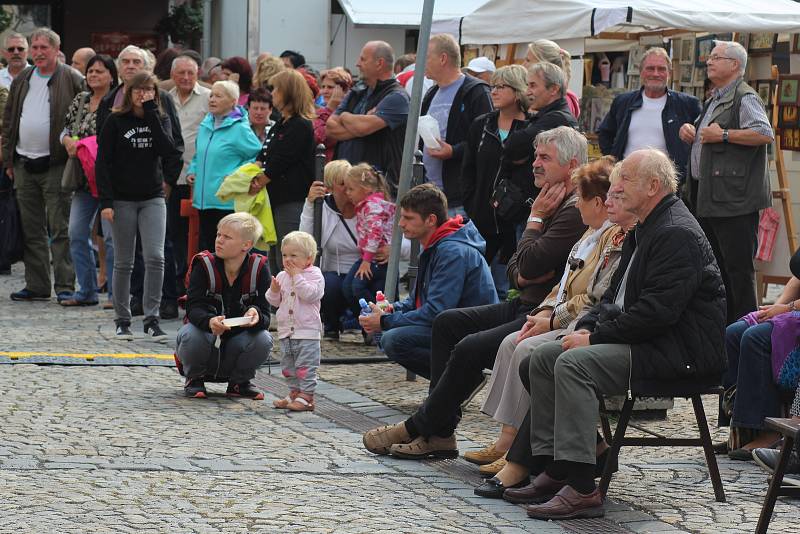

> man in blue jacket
[597,47,701,184]
[359,183,497,378]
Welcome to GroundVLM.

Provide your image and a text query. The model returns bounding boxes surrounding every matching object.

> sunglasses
[7,47,25,53]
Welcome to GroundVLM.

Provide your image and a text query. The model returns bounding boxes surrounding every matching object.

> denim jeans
[321,271,348,332]
[68,190,113,302]
[342,259,388,316]
[111,198,166,325]
[489,254,509,301]
[724,320,782,429]
[381,324,432,379]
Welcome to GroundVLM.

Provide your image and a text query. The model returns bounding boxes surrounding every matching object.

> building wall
[259,0,329,71]
[329,14,406,73]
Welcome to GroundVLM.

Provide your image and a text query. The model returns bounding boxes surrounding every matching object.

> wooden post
[771,66,799,254]
[180,186,200,259]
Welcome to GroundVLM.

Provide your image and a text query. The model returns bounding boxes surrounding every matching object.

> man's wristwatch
[527,215,544,225]
[722,129,729,144]
[789,300,797,312]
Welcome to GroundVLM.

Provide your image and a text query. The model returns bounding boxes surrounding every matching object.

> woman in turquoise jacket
[187,80,262,251]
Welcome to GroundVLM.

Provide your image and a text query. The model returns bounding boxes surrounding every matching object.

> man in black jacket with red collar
[421,34,493,213]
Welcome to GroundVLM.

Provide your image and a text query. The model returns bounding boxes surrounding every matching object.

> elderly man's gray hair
[528,62,566,98]
[171,55,198,73]
[29,27,60,49]
[714,40,747,77]
[4,32,27,47]
[370,41,395,72]
[631,148,678,193]
[534,126,588,166]
[117,45,150,70]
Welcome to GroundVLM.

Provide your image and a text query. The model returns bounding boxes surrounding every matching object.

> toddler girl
[266,231,325,411]
[340,163,396,333]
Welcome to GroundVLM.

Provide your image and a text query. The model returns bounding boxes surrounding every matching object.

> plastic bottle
[372,291,393,350]
[358,298,371,316]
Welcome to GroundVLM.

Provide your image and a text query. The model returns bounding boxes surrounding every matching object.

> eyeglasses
[490,84,511,91]
[6,47,25,53]
[707,55,736,63]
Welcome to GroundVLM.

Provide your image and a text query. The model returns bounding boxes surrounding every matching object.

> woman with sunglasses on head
[96,72,182,341]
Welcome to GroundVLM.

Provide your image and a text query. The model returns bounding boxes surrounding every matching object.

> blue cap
[359,298,369,310]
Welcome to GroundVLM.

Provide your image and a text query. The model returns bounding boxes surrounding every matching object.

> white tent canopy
[338,0,488,27]
[450,0,800,45]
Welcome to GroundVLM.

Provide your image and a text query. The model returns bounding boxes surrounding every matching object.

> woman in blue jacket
[187,80,262,251]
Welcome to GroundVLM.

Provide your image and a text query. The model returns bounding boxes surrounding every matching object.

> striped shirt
[690,78,774,178]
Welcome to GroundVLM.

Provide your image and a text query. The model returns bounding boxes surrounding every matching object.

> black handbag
[490,178,533,222]
[0,170,23,265]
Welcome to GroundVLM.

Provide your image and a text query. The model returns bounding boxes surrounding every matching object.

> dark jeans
[168,184,190,294]
[724,319,782,430]
[382,325,432,379]
[699,213,758,325]
[321,271,348,332]
[198,208,232,253]
[409,299,533,438]
[342,259,387,316]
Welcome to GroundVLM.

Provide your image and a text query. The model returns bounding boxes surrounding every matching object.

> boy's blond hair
[282,231,318,262]
[218,212,263,245]
[323,159,351,189]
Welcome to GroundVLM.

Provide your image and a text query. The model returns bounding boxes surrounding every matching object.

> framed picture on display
[480,45,498,61]
[734,33,750,51]
[778,76,800,106]
[627,46,644,74]
[680,66,693,85]
[692,66,705,87]
[780,128,800,151]
[780,106,799,128]
[792,34,800,54]
[680,38,694,65]
[757,81,772,105]
[695,35,715,67]
[749,33,777,54]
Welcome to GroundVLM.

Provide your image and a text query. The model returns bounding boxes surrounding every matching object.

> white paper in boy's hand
[222,317,252,327]
[418,115,442,150]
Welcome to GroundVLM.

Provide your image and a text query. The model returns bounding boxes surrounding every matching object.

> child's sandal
[286,396,315,412]
[273,396,292,409]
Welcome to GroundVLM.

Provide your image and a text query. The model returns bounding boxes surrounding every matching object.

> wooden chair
[598,380,726,503]
[756,417,800,534]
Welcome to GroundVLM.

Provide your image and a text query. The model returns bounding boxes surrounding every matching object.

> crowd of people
[0,25,795,520]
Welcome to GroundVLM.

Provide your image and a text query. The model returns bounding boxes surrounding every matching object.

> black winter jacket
[575,195,727,390]
[421,75,493,205]
[461,110,529,260]
[259,114,315,207]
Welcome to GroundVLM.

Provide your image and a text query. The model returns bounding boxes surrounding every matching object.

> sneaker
[226,382,264,400]
[323,330,340,340]
[56,291,73,303]
[184,379,207,398]
[389,434,459,460]
[130,298,144,317]
[10,288,50,301]
[115,324,134,340]
[144,319,167,342]
[339,329,363,343]
[160,300,179,320]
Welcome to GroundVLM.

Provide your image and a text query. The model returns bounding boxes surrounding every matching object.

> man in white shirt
[597,47,702,183]
[168,54,210,286]
[0,32,29,89]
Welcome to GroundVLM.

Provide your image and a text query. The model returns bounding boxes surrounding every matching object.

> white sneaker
[338,329,363,343]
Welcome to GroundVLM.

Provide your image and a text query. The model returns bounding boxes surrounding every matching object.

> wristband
[527,215,544,225]
[722,129,729,144]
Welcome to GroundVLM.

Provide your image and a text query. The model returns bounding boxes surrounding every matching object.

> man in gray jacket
[3,27,84,302]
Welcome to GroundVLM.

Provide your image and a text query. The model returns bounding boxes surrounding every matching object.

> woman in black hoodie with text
[97,72,182,341]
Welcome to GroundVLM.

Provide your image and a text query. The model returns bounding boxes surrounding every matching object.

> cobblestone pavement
[1,264,798,532]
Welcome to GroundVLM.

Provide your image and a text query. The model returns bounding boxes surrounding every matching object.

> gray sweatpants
[176,323,273,383]
[279,338,321,393]
[111,197,166,324]
[529,340,631,465]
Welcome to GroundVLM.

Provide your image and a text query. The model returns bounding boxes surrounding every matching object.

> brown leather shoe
[389,434,458,460]
[363,423,411,455]
[526,485,605,520]
[503,471,566,504]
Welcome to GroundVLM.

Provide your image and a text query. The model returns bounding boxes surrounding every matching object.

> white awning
[452,0,800,44]
[338,0,489,27]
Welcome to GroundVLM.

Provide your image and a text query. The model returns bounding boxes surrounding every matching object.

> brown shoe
[526,485,605,520]
[389,434,458,460]
[363,423,411,455]
[464,443,505,465]
[479,454,507,477]
[503,471,566,504]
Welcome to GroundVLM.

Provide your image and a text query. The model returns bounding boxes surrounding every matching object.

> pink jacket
[356,192,395,262]
[266,265,325,339]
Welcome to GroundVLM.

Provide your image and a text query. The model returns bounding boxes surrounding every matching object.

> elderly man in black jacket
[519,148,726,521]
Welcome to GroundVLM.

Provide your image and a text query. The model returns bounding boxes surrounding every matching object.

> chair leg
[756,436,795,534]
[599,397,634,496]
[691,394,726,502]
[599,397,613,444]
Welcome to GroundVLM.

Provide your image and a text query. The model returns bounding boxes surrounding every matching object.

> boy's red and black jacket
[186,251,271,339]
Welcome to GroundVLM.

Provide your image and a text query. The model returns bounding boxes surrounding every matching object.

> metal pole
[383,0,436,304]
[313,144,326,266]
[404,150,425,382]
[200,0,212,60]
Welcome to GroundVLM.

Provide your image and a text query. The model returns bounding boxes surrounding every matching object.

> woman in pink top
[340,163,395,326]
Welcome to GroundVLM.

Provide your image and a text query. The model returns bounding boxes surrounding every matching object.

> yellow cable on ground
[0,351,174,361]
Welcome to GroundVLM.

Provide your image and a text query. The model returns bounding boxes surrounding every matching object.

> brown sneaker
[363,423,412,455]
[464,443,505,465]
[479,453,507,477]
[389,434,458,460]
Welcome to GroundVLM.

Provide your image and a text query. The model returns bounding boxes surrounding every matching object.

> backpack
[174,250,269,377]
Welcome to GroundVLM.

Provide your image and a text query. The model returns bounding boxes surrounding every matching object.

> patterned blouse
[64,91,98,139]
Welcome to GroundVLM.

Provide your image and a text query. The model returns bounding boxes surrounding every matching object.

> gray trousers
[111,198,166,324]
[176,323,273,383]
[13,161,74,294]
[529,340,630,465]
[279,338,321,393]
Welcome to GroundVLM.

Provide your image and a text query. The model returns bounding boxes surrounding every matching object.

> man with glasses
[420,33,492,215]
[0,32,29,89]
[2,28,84,302]
[680,39,774,326]
[598,47,701,184]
